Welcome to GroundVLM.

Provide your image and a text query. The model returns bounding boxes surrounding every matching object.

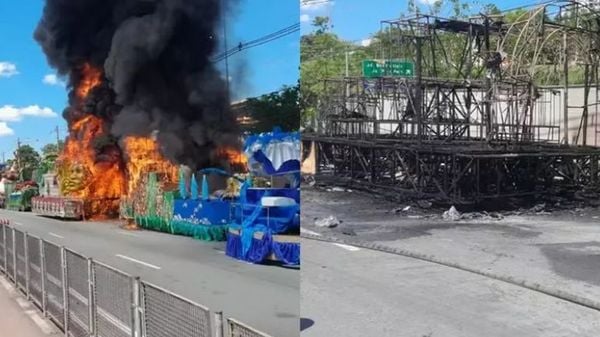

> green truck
[6,184,39,211]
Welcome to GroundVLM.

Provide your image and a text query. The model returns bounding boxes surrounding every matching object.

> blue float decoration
[178,169,187,199]
[243,128,301,179]
[201,174,209,201]
[137,129,301,266]
[225,128,301,266]
[190,173,198,200]
[226,226,300,266]
[173,199,230,226]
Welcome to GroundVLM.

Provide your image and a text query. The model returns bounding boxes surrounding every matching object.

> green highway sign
[362,60,386,77]
[386,60,414,77]
[362,59,414,78]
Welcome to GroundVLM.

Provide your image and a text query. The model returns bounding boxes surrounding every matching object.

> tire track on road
[301,232,600,313]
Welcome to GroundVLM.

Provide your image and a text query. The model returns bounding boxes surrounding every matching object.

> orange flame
[57,63,245,219]
[218,147,248,170]
[123,136,178,197]
[58,64,126,219]
[59,115,126,218]
[76,63,103,99]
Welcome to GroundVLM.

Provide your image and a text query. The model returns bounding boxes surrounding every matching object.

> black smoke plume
[35,0,239,170]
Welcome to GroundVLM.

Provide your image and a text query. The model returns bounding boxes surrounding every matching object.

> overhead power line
[212,23,300,63]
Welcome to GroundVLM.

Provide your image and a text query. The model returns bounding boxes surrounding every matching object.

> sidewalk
[0,276,58,336]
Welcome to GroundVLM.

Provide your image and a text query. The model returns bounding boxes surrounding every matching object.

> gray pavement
[303,187,600,306]
[0,209,299,337]
[301,238,600,337]
[0,275,58,336]
[302,186,600,336]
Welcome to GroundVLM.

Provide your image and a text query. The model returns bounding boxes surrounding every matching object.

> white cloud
[43,74,66,86]
[300,14,311,23]
[361,38,373,47]
[0,122,14,137]
[300,0,333,12]
[0,62,18,78]
[419,0,440,4]
[0,105,58,122]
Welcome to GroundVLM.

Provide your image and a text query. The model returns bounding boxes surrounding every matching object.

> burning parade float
[30,64,301,265]
[31,0,241,221]
[126,129,301,266]
[32,66,183,220]
[28,0,300,266]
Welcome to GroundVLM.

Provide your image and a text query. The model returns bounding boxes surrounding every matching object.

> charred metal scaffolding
[303,1,600,203]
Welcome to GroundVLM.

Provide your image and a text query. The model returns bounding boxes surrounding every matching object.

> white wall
[339,85,600,146]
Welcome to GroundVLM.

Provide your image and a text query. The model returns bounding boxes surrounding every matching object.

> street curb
[301,232,600,313]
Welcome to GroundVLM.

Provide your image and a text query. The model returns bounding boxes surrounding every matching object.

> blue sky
[0,0,299,160]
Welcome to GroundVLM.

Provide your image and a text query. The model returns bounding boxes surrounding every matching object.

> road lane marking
[116,254,161,270]
[333,243,361,252]
[48,232,64,239]
[14,222,23,226]
[301,228,322,236]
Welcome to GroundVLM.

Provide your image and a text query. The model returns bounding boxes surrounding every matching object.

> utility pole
[16,138,22,181]
[583,63,590,146]
[345,50,350,77]
[484,15,492,142]
[563,30,569,145]
[221,0,229,124]
[222,4,230,99]
[55,126,61,150]
[415,36,423,144]
[345,49,354,99]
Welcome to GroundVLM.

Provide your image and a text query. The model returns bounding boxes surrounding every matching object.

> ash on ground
[304,175,600,229]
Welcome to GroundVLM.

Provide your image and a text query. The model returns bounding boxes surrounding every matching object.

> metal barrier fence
[6,226,14,281]
[0,224,5,273]
[43,239,65,329]
[141,281,212,337]
[93,260,134,337]
[66,248,91,337]
[0,222,275,337]
[228,318,274,337]
[27,234,43,308]
[15,229,26,291]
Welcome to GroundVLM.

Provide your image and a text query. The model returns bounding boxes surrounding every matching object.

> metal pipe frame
[309,2,600,203]
[305,137,600,203]
[319,77,562,144]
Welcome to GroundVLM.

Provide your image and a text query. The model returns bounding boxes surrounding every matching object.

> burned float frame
[303,1,600,204]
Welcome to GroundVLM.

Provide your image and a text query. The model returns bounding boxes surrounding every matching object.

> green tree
[483,4,501,16]
[41,141,64,157]
[503,8,529,24]
[312,16,331,35]
[14,145,41,181]
[245,85,300,133]
[299,0,591,127]
[301,17,353,127]
[40,141,63,174]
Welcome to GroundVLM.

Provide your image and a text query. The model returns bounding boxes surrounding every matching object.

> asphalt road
[303,187,600,306]
[0,209,299,337]
[301,238,600,337]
